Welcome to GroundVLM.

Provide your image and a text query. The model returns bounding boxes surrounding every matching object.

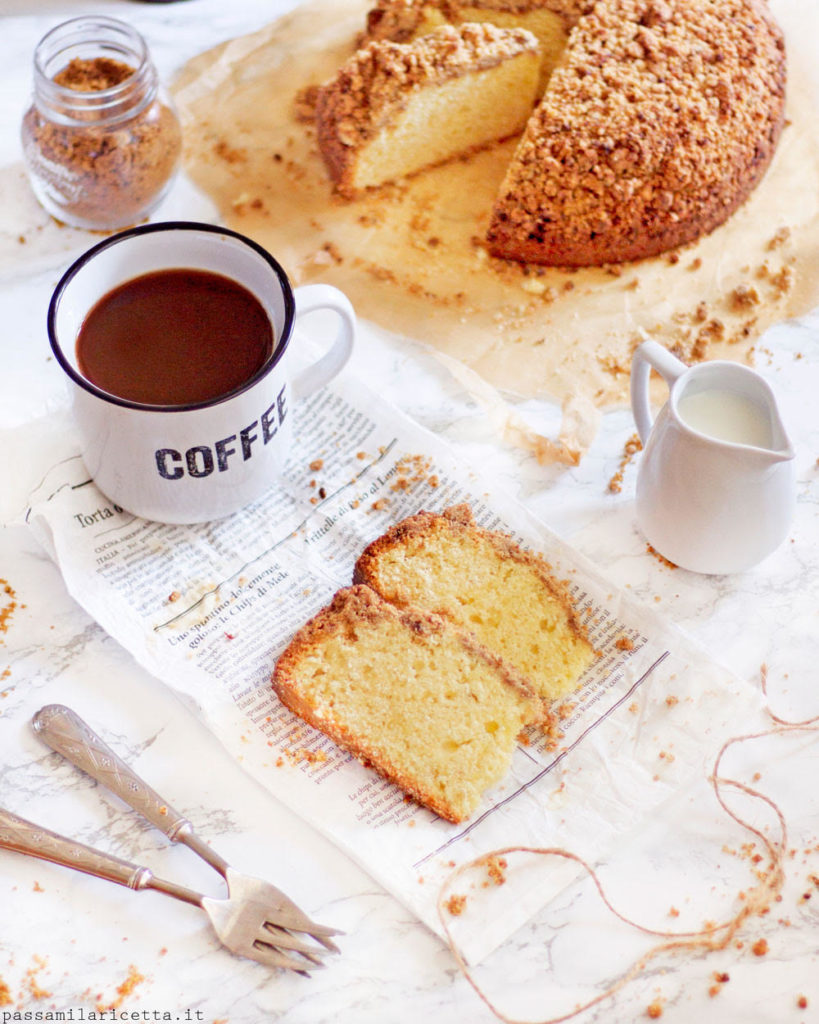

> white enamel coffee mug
[48,222,355,524]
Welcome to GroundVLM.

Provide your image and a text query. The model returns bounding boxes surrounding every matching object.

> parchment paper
[172,0,819,451]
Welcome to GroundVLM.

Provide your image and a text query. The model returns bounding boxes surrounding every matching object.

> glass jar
[20,16,182,231]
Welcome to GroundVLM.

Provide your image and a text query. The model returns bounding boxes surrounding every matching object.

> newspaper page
[24,369,758,964]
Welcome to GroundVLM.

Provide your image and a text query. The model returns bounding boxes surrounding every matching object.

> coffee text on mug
[154,387,287,481]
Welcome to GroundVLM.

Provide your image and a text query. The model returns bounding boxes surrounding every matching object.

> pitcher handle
[291,284,356,400]
[630,340,688,444]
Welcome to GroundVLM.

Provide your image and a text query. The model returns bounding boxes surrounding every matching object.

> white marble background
[0,0,818,1021]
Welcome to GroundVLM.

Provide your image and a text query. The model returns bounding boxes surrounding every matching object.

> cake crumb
[730,284,759,311]
[0,579,19,636]
[25,956,51,1001]
[483,855,508,887]
[646,1001,663,1018]
[96,964,146,1012]
[647,544,678,569]
[445,894,467,916]
[768,264,793,298]
[608,433,642,493]
[752,938,769,956]
[767,226,790,250]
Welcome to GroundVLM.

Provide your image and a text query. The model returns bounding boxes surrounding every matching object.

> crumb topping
[365,0,592,42]
[316,22,539,147]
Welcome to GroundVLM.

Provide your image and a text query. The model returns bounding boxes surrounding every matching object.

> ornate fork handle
[0,806,151,890]
[32,704,228,877]
[33,703,192,841]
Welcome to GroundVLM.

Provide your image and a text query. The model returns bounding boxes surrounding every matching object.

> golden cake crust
[315,22,540,194]
[486,0,787,265]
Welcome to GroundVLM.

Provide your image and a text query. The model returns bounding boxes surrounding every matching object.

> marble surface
[0,1,818,1021]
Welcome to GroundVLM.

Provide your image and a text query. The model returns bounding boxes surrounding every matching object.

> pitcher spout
[765,401,795,463]
[767,439,795,464]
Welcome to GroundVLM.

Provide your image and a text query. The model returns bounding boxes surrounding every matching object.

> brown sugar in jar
[20,16,182,230]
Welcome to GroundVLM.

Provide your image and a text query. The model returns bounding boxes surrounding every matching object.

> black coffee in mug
[75,268,275,406]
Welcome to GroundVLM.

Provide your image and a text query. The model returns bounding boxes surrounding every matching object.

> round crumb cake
[485,0,786,265]
[357,0,786,265]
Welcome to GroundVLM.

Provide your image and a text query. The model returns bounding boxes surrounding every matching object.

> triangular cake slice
[315,22,541,196]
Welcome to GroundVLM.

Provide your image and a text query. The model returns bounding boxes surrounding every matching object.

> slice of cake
[314,22,540,196]
[486,0,787,265]
[272,585,541,823]
[364,0,591,90]
[354,505,595,705]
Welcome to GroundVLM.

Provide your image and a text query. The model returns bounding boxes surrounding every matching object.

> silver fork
[8,703,342,973]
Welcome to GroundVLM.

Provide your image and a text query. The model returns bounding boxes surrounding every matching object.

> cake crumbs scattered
[767,226,790,250]
[608,434,642,493]
[647,544,678,569]
[730,284,760,311]
[445,894,467,916]
[24,956,51,1001]
[709,970,730,996]
[0,580,19,637]
[482,855,508,887]
[96,964,146,1012]
[214,139,247,165]
[280,746,328,767]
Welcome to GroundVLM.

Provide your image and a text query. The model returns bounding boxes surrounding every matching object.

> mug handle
[291,284,356,400]
[630,340,688,444]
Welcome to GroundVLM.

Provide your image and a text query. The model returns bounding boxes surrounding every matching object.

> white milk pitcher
[630,340,795,574]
